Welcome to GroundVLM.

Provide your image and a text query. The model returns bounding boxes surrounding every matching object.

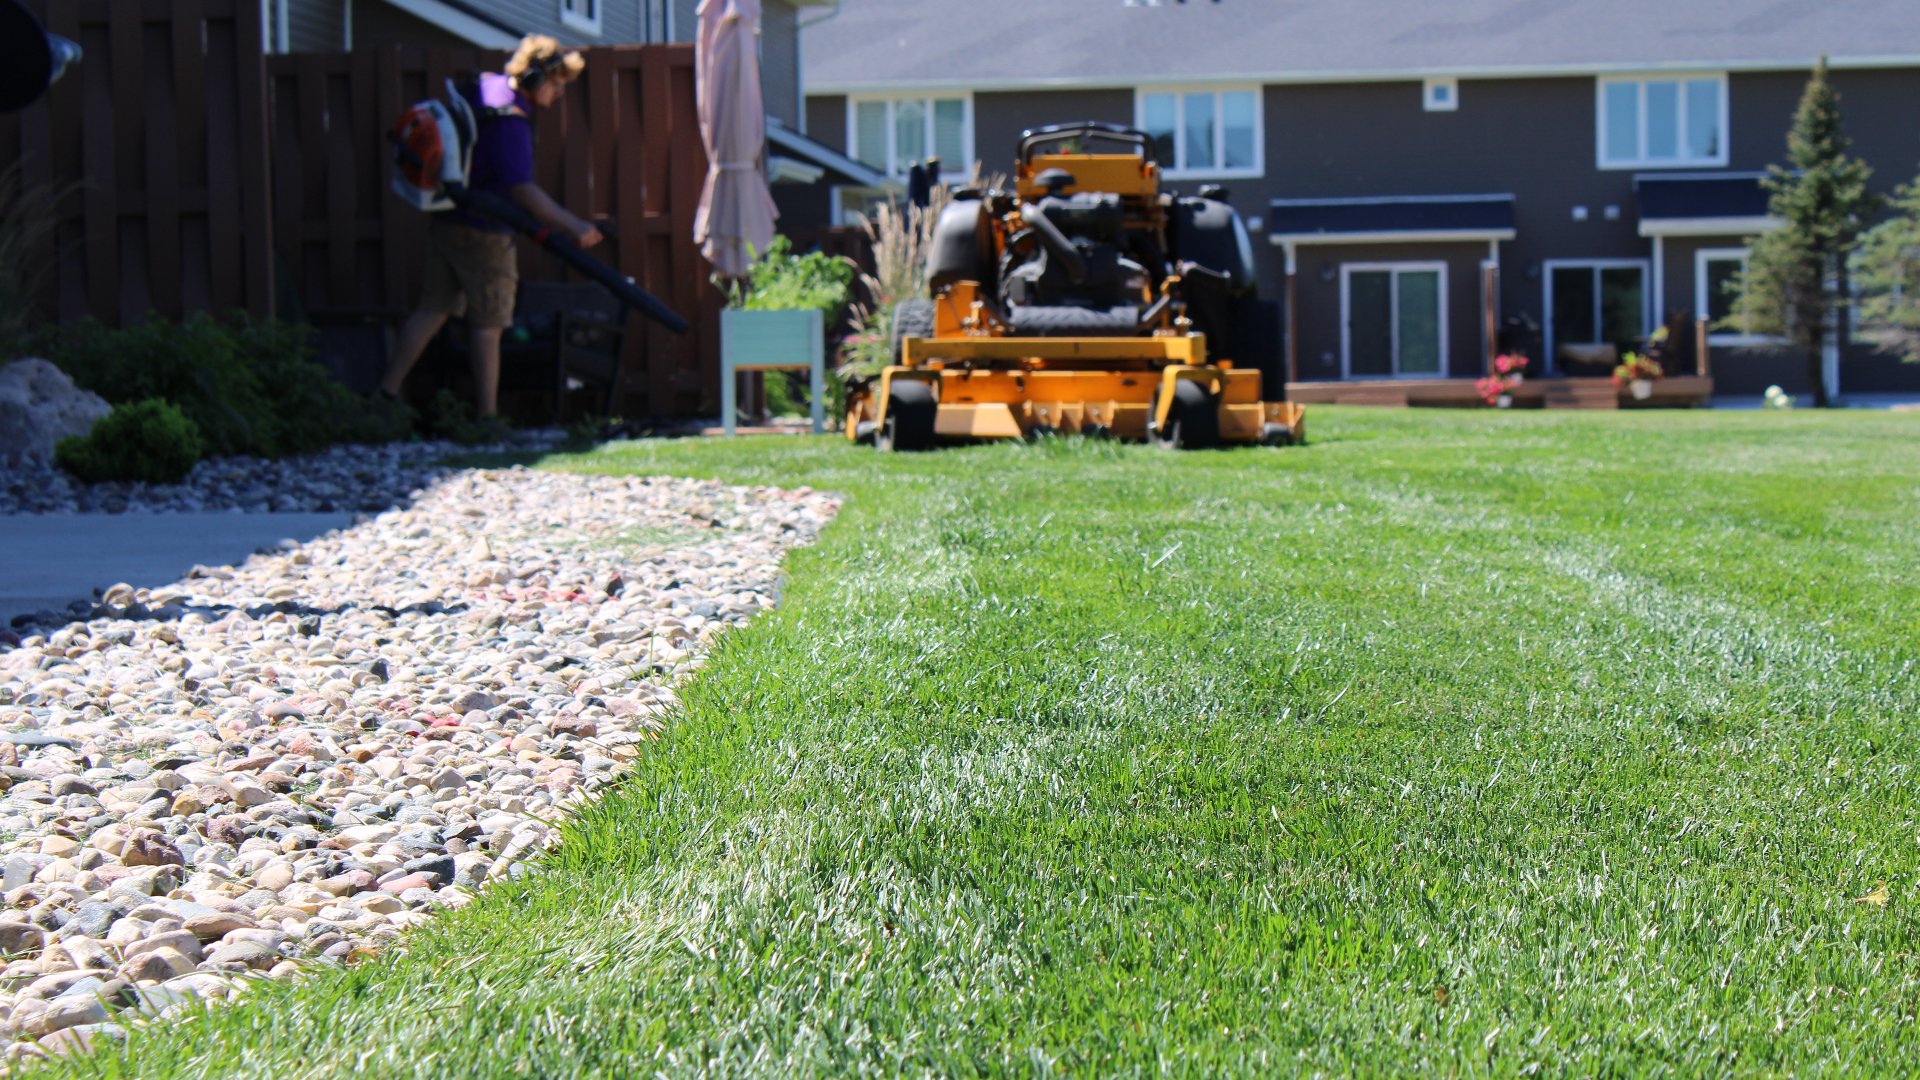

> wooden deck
[1284,376,1714,410]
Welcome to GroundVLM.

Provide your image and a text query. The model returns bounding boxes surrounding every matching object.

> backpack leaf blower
[390,82,688,335]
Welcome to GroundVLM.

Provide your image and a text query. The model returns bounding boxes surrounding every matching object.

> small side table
[720,308,826,435]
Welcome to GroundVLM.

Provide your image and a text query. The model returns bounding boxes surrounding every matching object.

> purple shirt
[454,73,534,233]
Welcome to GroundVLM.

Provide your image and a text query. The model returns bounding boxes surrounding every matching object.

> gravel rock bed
[0,436,565,515]
[0,468,838,1062]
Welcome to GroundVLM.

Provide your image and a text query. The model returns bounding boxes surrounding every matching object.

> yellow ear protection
[515,49,571,91]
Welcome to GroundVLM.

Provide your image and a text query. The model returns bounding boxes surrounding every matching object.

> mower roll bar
[1016,122,1155,165]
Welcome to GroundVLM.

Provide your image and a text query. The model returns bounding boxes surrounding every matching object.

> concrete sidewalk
[1,512,356,626]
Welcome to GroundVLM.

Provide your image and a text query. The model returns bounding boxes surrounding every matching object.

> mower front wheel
[876,380,937,452]
[1150,380,1220,450]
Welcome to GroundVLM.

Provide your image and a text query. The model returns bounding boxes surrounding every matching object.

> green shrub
[41,313,278,458]
[427,389,510,446]
[238,316,413,452]
[726,236,854,318]
[55,398,206,484]
[37,312,411,459]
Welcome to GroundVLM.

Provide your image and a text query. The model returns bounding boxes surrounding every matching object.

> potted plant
[1613,325,1670,400]
[1612,350,1664,400]
[1475,353,1530,407]
[720,237,854,431]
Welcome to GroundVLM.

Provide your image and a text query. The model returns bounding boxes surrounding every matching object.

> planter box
[720,309,825,434]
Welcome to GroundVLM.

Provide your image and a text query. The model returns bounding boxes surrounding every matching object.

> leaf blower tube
[451,185,689,335]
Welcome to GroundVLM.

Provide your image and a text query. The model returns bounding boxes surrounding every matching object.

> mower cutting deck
[846,122,1303,450]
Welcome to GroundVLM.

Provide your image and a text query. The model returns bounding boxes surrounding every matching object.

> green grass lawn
[40,407,1920,1076]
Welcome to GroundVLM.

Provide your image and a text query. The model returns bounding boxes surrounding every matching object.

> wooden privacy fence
[0,0,275,324]
[268,45,720,417]
[0,7,722,419]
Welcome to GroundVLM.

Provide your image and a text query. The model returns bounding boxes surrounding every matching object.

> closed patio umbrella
[693,0,778,279]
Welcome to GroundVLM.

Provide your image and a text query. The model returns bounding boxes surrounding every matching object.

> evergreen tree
[1852,173,1920,365]
[1727,57,1878,407]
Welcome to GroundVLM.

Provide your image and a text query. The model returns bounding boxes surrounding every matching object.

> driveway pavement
[1,512,356,626]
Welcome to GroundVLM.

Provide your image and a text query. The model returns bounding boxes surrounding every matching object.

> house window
[559,0,601,36]
[1423,78,1458,112]
[1598,74,1727,168]
[1697,247,1784,346]
[848,96,972,180]
[1136,87,1261,178]
[1545,260,1649,369]
[1342,263,1448,378]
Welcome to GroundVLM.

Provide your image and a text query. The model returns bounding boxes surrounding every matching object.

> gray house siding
[350,4,472,49]
[474,0,644,44]
[806,95,845,151]
[761,1,800,129]
[283,0,647,50]
[287,0,348,52]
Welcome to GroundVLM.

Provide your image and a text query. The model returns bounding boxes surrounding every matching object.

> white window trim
[844,93,975,182]
[1339,262,1450,380]
[1596,72,1730,170]
[559,0,602,36]
[1543,259,1652,373]
[1697,246,1786,346]
[1423,77,1458,112]
[1133,84,1264,181]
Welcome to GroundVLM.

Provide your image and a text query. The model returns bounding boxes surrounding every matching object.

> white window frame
[1596,73,1729,170]
[559,0,601,37]
[1339,262,1450,380]
[1697,246,1786,346]
[1423,77,1458,112]
[1543,258,1652,373]
[1133,85,1264,181]
[844,94,974,182]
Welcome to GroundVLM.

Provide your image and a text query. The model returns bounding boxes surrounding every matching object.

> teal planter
[720,309,826,435]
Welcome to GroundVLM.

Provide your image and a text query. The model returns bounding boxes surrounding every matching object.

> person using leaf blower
[380,35,605,418]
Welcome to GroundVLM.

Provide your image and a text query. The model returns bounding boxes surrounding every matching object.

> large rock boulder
[0,358,111,467]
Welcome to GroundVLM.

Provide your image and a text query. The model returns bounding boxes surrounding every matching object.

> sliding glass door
[1343,264,1446,378]
[1545,261,1648,371]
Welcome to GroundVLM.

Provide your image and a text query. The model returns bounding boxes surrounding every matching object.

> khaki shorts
[421,217,518,328]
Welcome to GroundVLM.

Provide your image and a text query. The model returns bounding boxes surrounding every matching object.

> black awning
[1634,172,1777,235]
[1268,194,1515,242]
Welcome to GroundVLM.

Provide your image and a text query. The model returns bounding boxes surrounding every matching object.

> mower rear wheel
[876,380,936,452]
[1150,379,1219,450]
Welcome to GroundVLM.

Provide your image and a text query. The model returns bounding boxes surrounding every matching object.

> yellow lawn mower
[846,122,1303,451]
